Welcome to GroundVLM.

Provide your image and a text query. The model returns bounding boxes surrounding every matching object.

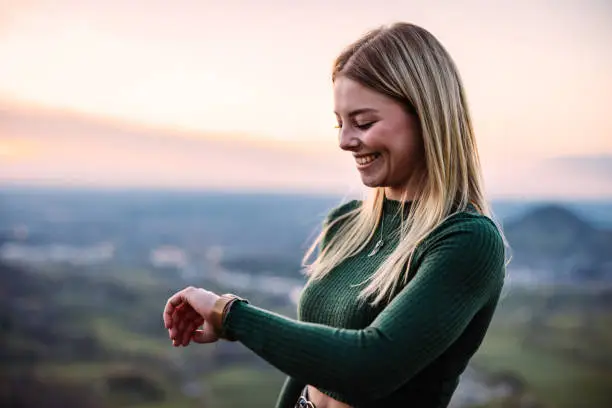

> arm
[224,217,505,401]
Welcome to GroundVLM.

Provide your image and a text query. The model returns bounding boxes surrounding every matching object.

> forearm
[224,301,420,400]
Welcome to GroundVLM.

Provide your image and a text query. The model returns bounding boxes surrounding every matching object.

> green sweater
[223,196,506,407]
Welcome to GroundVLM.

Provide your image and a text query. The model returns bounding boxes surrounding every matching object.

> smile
[355,153,381,167]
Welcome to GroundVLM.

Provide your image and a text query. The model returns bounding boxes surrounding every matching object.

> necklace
[367,214,385,257]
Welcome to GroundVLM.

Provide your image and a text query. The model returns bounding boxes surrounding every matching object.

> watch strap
[210,293,248,341]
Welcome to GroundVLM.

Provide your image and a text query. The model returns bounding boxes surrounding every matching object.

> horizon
[3,183,612,232]
[2,183,612,204]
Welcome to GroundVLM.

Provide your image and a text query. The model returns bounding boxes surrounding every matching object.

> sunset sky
[1,0,611,198]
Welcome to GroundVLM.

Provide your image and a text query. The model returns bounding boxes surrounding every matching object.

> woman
[163,22,507,408]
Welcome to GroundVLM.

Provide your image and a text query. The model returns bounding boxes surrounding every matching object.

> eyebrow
[334,108,379,118]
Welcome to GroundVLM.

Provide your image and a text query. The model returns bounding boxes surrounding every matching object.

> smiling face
[333,76,424,200]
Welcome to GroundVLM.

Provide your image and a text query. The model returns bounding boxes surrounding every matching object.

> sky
[0,0,611,198]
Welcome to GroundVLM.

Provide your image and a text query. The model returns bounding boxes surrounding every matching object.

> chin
[360,177,382,188]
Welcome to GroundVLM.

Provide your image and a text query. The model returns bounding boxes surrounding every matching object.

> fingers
[184,307,200,322]
[169,311,205,347]
[163,286,196,328]
[168,303,187,339]
[172,317,205,347]
[169,318,189,343]
[192,321,219,344]
[169,303,199,337]
[163,290,184,328]
[164,286,219,347]
[180,319,198,346]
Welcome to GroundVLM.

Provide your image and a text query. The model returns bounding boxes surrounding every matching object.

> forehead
[333,77,392,114]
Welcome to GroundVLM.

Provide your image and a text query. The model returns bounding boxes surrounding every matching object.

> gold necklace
[367,213,385,257]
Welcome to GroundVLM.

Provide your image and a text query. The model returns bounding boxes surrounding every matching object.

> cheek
[363,124,394,151]
[360,128,385,150]
[388,129,422,167]
[363,121,422,166]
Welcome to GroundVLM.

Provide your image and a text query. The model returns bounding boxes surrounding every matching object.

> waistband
[295,386,316,408]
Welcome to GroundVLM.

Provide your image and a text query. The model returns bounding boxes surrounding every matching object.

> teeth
[356,154,379,165]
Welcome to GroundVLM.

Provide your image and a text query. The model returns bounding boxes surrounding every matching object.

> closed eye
[356,122,375,130]
[334,121,376,130]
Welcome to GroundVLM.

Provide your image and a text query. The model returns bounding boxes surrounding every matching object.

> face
[333,76,424,200]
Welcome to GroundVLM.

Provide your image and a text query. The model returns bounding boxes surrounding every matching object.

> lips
[355,153,381,166]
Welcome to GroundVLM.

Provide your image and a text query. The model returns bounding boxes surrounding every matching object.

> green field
[4,262,612,408]
[27,293,612,408]
[471,286,612,408]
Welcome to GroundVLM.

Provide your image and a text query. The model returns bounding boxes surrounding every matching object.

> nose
[338,128,361,151]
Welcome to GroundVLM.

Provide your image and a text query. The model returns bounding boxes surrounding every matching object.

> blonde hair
[302,22,506,306]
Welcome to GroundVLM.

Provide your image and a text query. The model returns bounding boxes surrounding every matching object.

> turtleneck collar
[381,195,480,217]
[382,194,413,216]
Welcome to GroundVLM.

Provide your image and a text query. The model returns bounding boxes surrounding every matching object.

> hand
[169,302,219,346]
[163,286,221,346]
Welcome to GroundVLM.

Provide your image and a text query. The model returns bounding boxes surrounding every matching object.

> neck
[383,168,425,201]
[383,188,415,202]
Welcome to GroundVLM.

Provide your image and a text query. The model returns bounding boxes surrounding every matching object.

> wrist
[210,293,248,341]
[205,293,221,320]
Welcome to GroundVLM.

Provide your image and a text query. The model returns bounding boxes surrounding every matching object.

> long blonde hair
[302,22,504,306]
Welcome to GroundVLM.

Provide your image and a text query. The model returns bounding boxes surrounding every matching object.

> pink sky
[1,0,611,198]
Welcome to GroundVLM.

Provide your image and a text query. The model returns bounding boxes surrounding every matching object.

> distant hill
[503,204,612,281]
[1,189,611,282]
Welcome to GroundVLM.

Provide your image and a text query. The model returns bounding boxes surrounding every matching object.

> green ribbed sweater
[223,196,505,408]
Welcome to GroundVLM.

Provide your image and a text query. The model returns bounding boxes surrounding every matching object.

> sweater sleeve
[275,376,305,408]
[223,216,505,401]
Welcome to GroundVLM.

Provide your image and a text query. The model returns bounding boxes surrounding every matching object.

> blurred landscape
[1,187,611,408]
[2,1,611,407]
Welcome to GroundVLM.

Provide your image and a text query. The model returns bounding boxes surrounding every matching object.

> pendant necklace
[367,213,385,257]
